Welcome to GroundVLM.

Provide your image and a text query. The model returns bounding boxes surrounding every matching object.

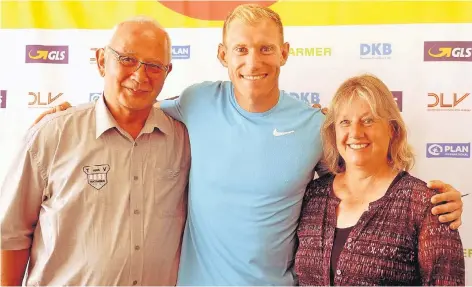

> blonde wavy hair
[222,4,284,44]
[322,74,415,174]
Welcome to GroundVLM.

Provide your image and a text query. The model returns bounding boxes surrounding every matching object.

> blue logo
[286,91,320,105]
[90,93,101,102]
[426,143,470,158]
[360,43,392,59]
[172,45,190,60]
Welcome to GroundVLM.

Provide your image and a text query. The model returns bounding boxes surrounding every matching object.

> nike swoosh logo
[273,128,295,136]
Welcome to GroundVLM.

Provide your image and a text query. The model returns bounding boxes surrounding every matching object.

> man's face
[97,22,172,112]
[218,18,289,100]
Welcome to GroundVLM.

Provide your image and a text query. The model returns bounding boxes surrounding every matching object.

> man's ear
[217,43,228,67]
[165,63,173,78]
[280,42,290,66]
[96,48,106,77]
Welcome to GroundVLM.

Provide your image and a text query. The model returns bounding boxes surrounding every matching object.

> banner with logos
[0,1,471,283]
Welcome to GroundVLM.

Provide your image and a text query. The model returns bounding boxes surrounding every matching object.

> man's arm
[1,249,30,286]
[1,127,48,285]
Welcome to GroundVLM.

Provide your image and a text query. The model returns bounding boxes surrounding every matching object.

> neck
[104,97,151,140]
[234,86,279,113]
[342,162,396,197]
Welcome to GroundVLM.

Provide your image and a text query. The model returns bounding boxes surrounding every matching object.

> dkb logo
[360,43,392,59]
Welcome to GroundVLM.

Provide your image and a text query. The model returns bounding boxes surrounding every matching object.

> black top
[330,226,353,286]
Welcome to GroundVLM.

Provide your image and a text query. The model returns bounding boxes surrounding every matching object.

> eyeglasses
[106,46,169,77]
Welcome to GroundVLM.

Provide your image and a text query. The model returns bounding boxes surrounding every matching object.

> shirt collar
[95,93,172,139]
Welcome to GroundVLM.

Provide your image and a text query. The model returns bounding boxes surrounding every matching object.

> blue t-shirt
[161,81,325,285]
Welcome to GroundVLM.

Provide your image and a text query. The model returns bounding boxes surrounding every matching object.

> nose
[245,49,262,69]
[131,62,150,83]
[349,122,364,139]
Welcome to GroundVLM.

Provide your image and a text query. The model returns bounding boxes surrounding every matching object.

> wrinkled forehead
[111,22,170,62]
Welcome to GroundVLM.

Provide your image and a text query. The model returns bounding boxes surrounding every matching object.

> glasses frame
[106,46,169,76]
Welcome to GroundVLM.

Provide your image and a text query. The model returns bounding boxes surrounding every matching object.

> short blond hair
[322,74,415,174]
[222,4,284,43]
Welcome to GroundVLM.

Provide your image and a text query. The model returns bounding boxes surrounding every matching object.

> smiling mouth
[126,87,150,94]
[241,74,268,81]
[348,143,370,150]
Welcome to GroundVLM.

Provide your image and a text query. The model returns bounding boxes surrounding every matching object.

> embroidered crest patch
[83,164,110,190]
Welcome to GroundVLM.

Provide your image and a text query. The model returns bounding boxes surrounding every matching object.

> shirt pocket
[153,167,186,218]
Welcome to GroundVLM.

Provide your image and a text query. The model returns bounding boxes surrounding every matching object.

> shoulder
[395,172,438,204]
[305,174,334,199]
[279,91,326,125]
[26,102,95,147]
[182,80,230,97]
[153,107,188,136]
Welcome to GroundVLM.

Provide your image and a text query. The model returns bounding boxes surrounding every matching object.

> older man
[0,17,190,286]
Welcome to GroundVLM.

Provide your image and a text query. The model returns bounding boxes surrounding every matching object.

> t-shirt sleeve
[160,97,184,123]
[160,82,207,125]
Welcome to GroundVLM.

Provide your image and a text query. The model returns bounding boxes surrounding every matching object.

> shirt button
[135,245,140,251]
[132,280,138,285]
[336,269,342,275]
[134,176,138,181]
[347,238,353,243]
[134,209,140,215]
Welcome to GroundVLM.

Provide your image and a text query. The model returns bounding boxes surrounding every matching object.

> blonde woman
[295,74,465,286]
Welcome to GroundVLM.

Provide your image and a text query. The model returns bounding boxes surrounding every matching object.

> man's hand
[428,180,464,230]
[31,102,72,127]
[311,103,328,115]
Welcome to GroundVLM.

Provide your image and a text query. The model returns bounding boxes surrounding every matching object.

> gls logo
[285,91,320,105]
[360,43,392,59]
[427,143,470,158]
[172,45,190,59]
[427,93,470,112]
[28,92,63,108]
[25,45,69,64]
[424,41,472,61]
[0,90,6,109]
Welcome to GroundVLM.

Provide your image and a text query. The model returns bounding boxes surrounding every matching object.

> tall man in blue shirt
[158,4,465,285]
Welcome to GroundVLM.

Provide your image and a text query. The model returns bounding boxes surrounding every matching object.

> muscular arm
[1,249,30,286]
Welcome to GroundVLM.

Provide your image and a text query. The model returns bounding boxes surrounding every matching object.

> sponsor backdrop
[0,1,471,283]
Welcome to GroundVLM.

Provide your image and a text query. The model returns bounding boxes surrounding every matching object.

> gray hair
[108,15,172,61]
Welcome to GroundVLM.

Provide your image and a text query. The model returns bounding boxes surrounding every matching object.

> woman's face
[335,97,392,170]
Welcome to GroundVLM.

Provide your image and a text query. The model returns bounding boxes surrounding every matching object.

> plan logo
[426,143,470,158]
[427,93,470,112]
[424,41,472,61]
[391,91,402,112]
[26,45,69,64]
[289,47,332,57]
[28,92,63,108]
[172,45,190,59]
[360,43,392,59]
[90,93,101,102]
[285,91,320,105]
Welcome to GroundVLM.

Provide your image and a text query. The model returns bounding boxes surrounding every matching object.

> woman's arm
[418,196,465,285]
